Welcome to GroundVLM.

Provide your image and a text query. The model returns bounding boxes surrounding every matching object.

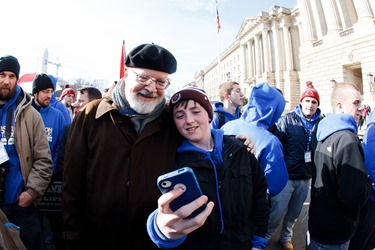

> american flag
[216,0,221,33]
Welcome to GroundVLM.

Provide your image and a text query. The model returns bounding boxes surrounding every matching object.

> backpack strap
[214,112,226,128]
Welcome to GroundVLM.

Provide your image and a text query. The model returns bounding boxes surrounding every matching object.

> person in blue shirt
[210,81,244,129]
[349,110,375,250]
[308,82,371,250]
[147,86,269,249]
[31,73,67,174]
[0,55,52,250]
[266,81,322,250]
[221,82,288,197]
[48,75,71,125]
[31,73,67,249]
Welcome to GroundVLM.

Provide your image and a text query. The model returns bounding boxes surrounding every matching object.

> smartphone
[157,167,206,218]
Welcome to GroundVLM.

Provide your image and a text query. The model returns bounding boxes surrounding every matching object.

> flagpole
[216,0,221,85]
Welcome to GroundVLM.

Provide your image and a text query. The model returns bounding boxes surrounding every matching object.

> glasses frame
[130,70,170,90]
[40,89,55,95]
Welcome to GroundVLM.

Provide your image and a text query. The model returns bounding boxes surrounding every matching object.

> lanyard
[305,122,317,151]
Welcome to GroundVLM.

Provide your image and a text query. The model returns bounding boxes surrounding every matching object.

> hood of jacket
[241,82,286,129]
[316,113,358,141]
[48,75,59,105]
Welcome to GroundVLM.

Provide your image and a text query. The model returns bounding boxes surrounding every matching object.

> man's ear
[336,103,343,113]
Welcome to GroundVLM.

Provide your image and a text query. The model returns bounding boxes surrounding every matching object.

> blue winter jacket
[210,101,241,129]
[274,105,321,179]
[362,111,375,202]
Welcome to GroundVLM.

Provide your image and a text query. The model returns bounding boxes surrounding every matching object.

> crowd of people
[0,42,373,250]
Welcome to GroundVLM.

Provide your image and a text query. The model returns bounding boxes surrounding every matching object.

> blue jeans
[266,179,310,242]
[309,239,349,250]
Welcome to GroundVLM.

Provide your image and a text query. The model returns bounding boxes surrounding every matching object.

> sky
[1,0,297,90]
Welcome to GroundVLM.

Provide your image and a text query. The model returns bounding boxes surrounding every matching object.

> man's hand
[156,187,214,240]
[18,191,33,207]
[236,135,256,154]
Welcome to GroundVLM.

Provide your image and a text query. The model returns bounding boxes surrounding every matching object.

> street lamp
[330,79,336,88]
[226,72,231,81]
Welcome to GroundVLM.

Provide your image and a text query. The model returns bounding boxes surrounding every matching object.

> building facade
[195,1,375,114]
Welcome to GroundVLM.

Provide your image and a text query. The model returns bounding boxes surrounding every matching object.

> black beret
[125,43,177,74]
[0,55,20,80]
[32,73,54,94]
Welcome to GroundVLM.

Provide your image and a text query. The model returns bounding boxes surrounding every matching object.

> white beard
[125,84,163,114]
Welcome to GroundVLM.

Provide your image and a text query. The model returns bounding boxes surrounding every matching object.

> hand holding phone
[157,167,207,218]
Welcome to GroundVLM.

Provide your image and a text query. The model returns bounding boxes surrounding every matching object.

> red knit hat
[59,87,76,101]
[300,81,320,105]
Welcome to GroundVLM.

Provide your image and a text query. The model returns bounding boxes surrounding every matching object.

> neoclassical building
[195,0,375,114]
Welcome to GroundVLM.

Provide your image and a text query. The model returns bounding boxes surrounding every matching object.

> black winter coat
[275,111,321,179]
[172,135,269,250]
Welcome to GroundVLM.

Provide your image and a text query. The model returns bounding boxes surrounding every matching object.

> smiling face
[173,100,212,149]
[124,67,167,114]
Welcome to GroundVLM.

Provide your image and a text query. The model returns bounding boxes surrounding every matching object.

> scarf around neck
[112,79,166,133]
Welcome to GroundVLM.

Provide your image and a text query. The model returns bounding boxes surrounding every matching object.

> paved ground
[265,192,310,250]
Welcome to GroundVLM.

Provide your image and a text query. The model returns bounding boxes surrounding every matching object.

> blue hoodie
[221,82,288,196]
[48,75,71,124]
[316,113,358,141]
[1,85,24,204]
[362,111,375,202]
[37,105,67,174]
[210,101,241,129]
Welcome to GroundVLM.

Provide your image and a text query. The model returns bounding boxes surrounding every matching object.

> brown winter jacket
[62,89,181,249]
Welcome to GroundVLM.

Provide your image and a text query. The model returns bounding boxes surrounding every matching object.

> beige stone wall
[197,1,375,114]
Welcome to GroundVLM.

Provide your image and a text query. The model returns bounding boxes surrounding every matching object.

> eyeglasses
[130,70,170,90]
[41,89,54,95]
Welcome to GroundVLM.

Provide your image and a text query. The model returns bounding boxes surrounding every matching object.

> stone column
[271,21,281,72]
[321,0,342,32]
[254,34,262,75]
[247,40,254,78]
[353,0,373,19]
[240,44,246,82]
[262,26,271,72]
[281,19,294,71]
[296,0,316,42]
